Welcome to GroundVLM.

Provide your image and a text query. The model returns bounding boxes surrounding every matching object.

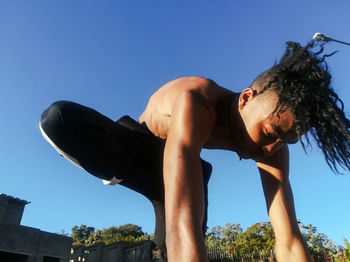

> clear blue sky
[1,0,349,245]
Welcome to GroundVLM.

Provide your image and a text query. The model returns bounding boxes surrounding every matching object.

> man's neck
[203,92,240,152]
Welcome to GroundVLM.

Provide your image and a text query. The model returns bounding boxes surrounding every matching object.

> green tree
[86,229,104,246]
[205,223,242,251]
[84,223,149,246]
[205,220,341,261]
[298,222,337,261]
[206,225,224,250]
[343,238,350,262]
[234,222,275,256]
[115,223,145,238]
[71,224,95,246]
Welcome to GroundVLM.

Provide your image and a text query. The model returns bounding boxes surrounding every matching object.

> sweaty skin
[139,77,312,262]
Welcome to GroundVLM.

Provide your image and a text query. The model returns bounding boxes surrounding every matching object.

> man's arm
[163,90,216,262]
[257,145,312,262]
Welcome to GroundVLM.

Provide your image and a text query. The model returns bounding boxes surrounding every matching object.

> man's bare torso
[139,77,237,150]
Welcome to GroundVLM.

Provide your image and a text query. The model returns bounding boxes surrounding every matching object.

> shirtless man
[40,41,350,262]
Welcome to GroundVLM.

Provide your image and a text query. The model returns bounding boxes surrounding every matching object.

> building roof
[0,193,30,205]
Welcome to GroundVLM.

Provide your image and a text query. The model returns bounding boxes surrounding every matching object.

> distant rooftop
[0,194,30,205]
[0,194,72,260]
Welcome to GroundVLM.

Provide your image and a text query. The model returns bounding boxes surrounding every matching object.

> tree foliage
[70,221,348,262]
[206,220,347,261]
[234,222,275,256]
[298,221,337,261]
[71,223,149,247]
[205,223,242,251]
[343,238,350,262]
[71,224,95,246]
[205,222,274,257]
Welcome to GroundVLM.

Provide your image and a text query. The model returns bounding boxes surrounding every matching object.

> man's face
[237,88,298,161]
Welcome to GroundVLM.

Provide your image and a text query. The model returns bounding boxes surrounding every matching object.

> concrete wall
[71,240,154,262]
[3,200,25,225]
[0,223,40,255]
[0,222,72,262]
[0,194,27,225]
[37,231,72,258]
[124,241,153,262]
[0,197,9,223]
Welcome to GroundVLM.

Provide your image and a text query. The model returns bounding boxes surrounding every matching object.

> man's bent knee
[39,100,83,169]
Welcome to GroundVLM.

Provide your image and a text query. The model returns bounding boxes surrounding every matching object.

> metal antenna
[313,33,350,46]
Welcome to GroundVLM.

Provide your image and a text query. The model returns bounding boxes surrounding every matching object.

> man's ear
[238,88,257,110]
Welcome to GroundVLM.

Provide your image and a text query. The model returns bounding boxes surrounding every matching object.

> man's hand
[257,145,312,262]
[163,90,216,262]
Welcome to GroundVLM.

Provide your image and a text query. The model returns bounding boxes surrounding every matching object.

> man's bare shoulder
[139,76,229,139]
[156,76,220,95]
[173,76,217,87]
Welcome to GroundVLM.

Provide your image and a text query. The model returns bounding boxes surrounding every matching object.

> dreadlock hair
[254,41,350,174]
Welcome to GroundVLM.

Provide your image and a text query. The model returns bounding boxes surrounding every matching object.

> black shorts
[39,100,212,260]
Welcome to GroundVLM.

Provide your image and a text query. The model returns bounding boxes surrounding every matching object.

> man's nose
[264,139,283,155]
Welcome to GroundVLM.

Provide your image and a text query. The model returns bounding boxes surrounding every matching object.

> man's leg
[40,101,139,181]
[40,101,212,261]
[40,101,169,257]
